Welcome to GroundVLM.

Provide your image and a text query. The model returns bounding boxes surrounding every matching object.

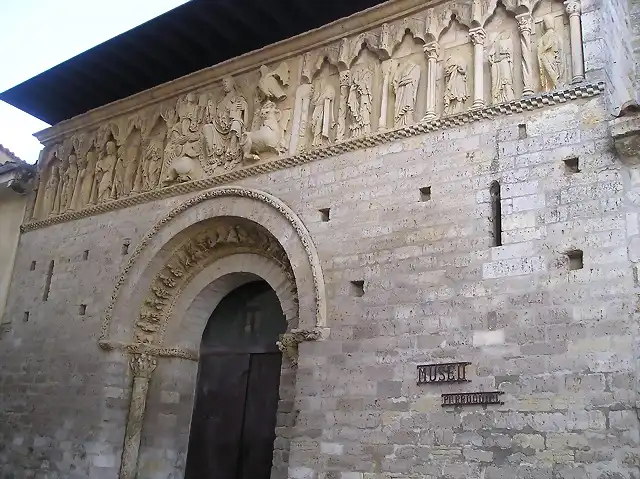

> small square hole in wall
[319,208,330,222]
[122,240,131,256]
[518,124,527,139]
[566,250,583,270]
[563,157,580,173]
[30,261,36,271]
[419,186,432,202]
[350,280,365,297]
[79,304,87,316]
[82,250,89,261]
[23,311,29,322]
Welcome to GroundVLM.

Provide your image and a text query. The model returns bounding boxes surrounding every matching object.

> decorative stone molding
[99,186,327,349]
[611,114,640,166]
[134,220,296,345]
[23,81,604,234]
[277,327,326,366]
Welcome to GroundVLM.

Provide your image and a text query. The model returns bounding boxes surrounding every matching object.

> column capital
[469,27,486,46]
[423,41,440,60]
[339,70,351,87]
[129,353,157,379]
[564,0,581,16]
[515,12,533,34]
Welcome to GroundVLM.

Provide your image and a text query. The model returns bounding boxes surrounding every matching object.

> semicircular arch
[100,186,327,351]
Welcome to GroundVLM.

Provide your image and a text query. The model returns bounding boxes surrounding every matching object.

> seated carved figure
[242,101,290,162]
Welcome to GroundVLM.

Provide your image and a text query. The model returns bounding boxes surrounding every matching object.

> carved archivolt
[99,186,327,353]
[134,220,297,346]
[28,0,587,228]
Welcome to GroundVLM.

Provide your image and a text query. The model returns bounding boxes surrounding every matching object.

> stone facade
[1,1,639,478]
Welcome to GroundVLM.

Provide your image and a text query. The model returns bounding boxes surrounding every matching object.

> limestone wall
[1,0,639,478]
[2,92,639,478]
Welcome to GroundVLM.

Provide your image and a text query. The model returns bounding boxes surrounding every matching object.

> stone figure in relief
[202,76,249,170]
[311,82,336,147]
[348,66,373,137]
[489,32,515,104]
[43,164,60,217]
[391,61,420,128]
[111,146,127,200]
[257,62,290,101]
[70,154,90,210]
[61,154,78,212]
[537,15,562,92]
[141,135,164,191]
[55,156,68,213]
[123,138,141,196]
[242,101,291,161]
[164,93,203,184]
[94,140,117,203]
[443,56,468,115]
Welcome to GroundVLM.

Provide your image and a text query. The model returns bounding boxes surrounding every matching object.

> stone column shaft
[422,41,440,121]
[565,0,585,83]
[516,12,534,96]
[470,27,486,109]
[378,60,392,131]
[336,71,350,142]
[119,354,157,479]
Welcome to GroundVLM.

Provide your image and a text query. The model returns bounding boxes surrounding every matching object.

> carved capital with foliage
[129,353,157,379]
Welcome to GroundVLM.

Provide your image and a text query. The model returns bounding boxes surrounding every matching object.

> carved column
[378,60,392,131]
[516,12,534,96]
[469,27,486,109]
[422,41,440,121]
[565,0,585,83]
[336,71,351,142]
[119,353,157,479]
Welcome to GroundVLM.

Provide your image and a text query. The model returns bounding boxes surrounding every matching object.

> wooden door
[184,280,287,479]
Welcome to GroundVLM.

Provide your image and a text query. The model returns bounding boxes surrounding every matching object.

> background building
[1,0,640,478]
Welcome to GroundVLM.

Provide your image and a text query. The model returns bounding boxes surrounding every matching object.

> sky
[0,0,189,164]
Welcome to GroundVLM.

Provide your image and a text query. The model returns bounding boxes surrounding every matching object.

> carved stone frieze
[28,0,590,227]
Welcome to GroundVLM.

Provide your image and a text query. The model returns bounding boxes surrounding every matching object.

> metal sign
[441,391,504,407]
[417,362,471,385]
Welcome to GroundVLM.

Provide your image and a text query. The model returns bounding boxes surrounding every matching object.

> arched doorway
[184,280,287,479]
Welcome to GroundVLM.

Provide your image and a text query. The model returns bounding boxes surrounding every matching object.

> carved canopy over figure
[489,32,515,104]
[391,60,420,128]
[348,65,373,138]
[311,82,336,147]
[443,56,468,116]
[202,76,249,171]
[538,15,562,92]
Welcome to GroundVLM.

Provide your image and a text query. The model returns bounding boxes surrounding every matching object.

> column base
[422,112,437,122]
[571,76,585,84]
[472,100,485,109]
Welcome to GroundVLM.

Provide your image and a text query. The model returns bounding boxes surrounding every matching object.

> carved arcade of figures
[32,0,588,223]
